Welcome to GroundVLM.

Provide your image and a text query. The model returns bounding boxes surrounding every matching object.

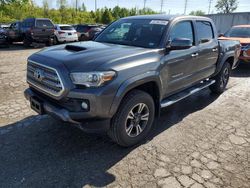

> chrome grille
[27,61,65,97]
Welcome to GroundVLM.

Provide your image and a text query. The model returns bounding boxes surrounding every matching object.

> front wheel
[108,90,155,147]
[209,62,231,94]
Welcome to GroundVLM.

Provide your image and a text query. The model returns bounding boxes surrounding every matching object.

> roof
[233,25,250,28]
[55,24,72,27]
[123,14,211,21]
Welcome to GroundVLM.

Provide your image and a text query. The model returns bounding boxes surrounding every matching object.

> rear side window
[22,21,33,27]
[77,25,90,32]
[170,21,194,45]
[196,21,214,44]
[36,20,54,28]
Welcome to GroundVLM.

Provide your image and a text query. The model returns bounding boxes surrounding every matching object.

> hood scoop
[65,45,87,52]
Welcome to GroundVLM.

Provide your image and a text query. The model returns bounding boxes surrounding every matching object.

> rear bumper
[24,88,111,132]
[31,35,54,43]
[57,36,78,42]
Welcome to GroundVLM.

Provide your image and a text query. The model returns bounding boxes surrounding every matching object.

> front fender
[109,71,162,116]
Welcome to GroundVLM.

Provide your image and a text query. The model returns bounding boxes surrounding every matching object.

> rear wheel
[23,36,31,47]
[108,90,155,147]
[53,36,59,45]
[209,62,231,94]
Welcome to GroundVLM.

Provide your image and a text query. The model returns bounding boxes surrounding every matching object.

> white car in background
[54,24,78,44]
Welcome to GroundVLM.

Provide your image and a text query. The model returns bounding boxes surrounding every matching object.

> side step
[160,79,216,108]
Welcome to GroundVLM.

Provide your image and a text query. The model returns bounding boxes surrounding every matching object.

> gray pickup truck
[7,18,54,46]
[24,15,240,147]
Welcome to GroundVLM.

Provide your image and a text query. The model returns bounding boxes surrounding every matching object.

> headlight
[70,71,116,87]
[243,50,250,57]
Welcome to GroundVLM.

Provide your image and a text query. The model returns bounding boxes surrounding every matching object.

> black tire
[53,36,59,45]
[209,62,231,94]
[23,36,31,48]
[108,90,155,147]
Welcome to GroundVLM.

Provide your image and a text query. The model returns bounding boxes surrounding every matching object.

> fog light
[81,101,88,110]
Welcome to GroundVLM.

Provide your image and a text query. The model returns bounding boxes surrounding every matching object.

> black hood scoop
[65,45,87,52]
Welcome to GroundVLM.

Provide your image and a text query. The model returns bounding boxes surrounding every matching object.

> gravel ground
[0,45,250,188]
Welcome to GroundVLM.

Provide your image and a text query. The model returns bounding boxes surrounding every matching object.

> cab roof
[123,14,211,21]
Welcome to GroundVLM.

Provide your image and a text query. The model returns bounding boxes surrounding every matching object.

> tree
[189,10,205,16]
[102,8,113,24]
[81,2,86,12]
[57,0,67,10]
[215,0,238,13]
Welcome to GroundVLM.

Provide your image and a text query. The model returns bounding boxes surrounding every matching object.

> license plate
[30,97,43,114]
[68,33,72,36]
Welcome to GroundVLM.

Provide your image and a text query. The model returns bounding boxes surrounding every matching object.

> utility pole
[76,0,78,12]
[143,0,146,10]
[160,0,164,13]
[184,0,187,15]
[95,0,97,11]
[208,0,212,14]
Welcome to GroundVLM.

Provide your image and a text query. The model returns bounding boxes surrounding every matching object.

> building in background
[207,12,250,34]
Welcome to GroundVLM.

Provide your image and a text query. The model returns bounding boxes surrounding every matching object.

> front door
[161,20,199,97]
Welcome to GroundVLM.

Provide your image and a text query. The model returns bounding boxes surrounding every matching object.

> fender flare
[215,51,235,75]
[109,71,163,116]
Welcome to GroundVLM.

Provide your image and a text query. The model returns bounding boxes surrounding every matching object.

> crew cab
[7,18,54,46]
[24,15,241,147]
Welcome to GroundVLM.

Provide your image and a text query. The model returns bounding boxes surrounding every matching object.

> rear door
[33,19,54,39]
[193,20,219,80]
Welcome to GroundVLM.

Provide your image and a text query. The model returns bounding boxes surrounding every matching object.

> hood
[219,36,250,44]
[29,41,159,72]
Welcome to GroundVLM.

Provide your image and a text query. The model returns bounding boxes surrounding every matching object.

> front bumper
[24,88,111,132]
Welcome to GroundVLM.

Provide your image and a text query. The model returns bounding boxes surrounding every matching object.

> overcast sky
[34,0,250,14]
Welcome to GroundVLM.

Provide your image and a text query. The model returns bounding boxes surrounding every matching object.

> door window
[196,21,214,44]
[170,21,194,45]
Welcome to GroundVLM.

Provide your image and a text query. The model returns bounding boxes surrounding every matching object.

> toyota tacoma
[24,15,241,147]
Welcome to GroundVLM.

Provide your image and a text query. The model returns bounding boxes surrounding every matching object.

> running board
[160,80,216,108]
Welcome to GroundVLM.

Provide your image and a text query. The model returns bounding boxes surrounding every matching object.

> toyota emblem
[34,69,45,81]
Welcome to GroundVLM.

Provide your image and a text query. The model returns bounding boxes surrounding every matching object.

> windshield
[224,27,250,38]
[95,19,168,48]
[36,20,54,28]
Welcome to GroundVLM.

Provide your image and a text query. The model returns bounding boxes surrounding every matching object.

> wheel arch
[109,71,162,117]
[215,52,235,76]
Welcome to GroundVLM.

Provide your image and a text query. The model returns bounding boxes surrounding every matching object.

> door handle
[212,48,218,52]
[191,53,199,57]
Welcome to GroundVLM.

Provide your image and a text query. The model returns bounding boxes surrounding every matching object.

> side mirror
[169,38,192,50]
[218,33,224,37]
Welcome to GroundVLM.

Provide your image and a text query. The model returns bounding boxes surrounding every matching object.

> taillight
[29,27,34,35]
[58,31,65,35]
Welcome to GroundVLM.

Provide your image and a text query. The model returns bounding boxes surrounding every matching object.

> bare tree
[215,0,238,13]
